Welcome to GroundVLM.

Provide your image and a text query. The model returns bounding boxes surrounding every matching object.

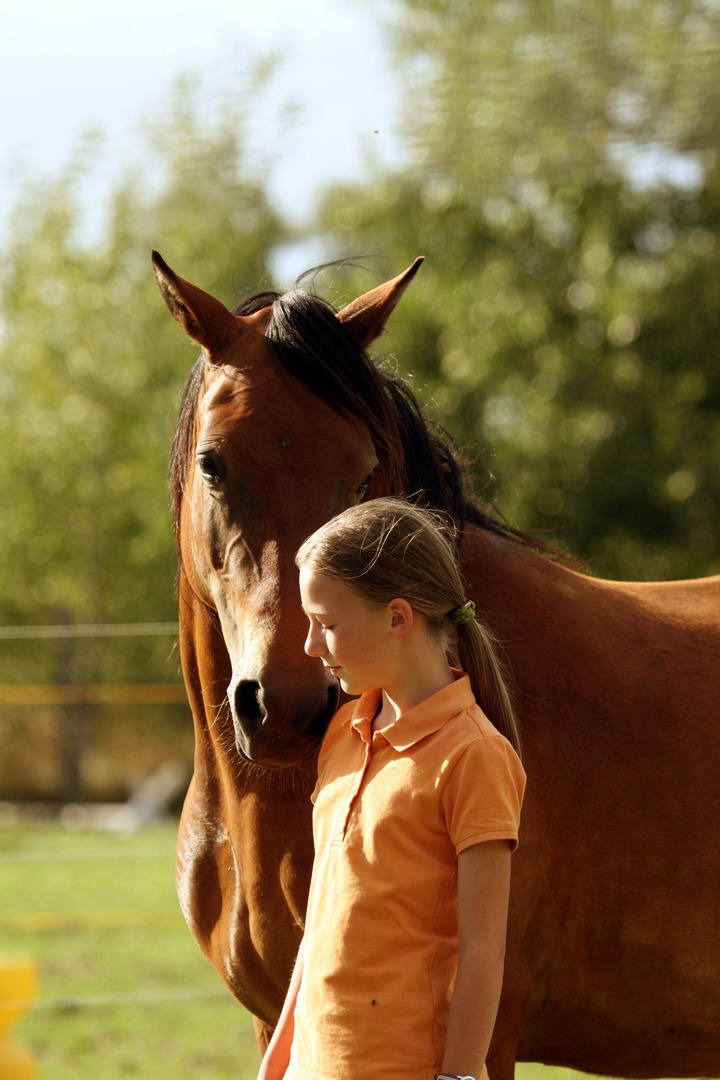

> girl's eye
[196,449,227,485]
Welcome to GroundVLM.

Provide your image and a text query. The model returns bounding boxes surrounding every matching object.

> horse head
[154,252,422,767]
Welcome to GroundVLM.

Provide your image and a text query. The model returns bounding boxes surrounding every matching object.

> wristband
[436,1074,476,1080]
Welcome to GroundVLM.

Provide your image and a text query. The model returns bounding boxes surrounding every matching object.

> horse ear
[152,251,244,352]
[336,257,424,347]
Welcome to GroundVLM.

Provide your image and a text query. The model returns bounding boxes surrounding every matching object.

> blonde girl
[258,498,525,1080]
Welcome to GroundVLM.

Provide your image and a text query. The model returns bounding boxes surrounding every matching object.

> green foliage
[0,79,285,691]
[385,0,720,192]
[319,0,720,580]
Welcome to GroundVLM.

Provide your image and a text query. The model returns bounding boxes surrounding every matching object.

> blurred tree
[388,0,719,194]
[0,75,284,696]
[319,0,720,580]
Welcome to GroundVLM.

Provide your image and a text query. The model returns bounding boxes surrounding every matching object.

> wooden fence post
[57,612,84,803]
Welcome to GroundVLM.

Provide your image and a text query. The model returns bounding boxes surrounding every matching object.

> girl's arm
[257,937,305,1080]
[441,839,512,1079]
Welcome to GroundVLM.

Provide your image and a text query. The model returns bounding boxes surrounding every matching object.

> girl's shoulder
[440,700,526,793]
[465,699,508,739]
[444,697,513,752]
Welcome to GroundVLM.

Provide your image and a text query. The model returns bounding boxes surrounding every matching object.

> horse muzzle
[228,676,338,767]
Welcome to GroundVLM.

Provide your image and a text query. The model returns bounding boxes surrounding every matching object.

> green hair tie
[449,600,476,626]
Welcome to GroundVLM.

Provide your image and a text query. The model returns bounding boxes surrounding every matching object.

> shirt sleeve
[441,734,526,853]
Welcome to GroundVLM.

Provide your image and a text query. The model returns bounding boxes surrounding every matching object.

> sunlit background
[1,0,719,1076]
[0,0,400,231]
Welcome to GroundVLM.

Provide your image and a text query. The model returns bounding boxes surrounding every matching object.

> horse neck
[459,522,579,618]
[458,521,720,735]
[458,522,597,701]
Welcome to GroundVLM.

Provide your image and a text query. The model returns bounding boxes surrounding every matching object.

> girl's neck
[374,656,456,731]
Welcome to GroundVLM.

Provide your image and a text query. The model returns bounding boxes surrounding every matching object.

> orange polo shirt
[287,672,526,1080]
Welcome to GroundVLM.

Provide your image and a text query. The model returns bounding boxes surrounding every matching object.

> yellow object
[0,958,38,1079]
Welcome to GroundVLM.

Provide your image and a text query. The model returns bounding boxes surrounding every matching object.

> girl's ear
[388,598,414,639]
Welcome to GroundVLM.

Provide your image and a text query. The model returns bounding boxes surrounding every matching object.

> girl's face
[299,566,396,696]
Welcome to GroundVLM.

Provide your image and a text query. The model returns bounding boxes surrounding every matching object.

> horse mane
[169,283,561,563]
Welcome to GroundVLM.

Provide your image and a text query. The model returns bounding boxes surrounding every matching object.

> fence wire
[0,623,178,640]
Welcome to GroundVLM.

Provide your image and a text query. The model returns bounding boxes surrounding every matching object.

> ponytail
[455,618,521,758]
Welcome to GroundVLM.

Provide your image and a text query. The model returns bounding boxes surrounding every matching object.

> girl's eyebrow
[301,602,335,619]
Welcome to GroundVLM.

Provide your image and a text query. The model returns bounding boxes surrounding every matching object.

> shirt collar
[346,670,474,751]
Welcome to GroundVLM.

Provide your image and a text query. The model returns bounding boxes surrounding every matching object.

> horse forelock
[263,288,408,490]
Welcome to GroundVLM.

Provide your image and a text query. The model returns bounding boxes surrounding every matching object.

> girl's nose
[304,625,324,657]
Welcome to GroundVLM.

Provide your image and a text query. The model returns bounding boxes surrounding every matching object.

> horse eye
[356,470,375,499]
[196,450,226,485]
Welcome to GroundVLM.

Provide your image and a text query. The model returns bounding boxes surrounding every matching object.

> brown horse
[153,251,720,1080]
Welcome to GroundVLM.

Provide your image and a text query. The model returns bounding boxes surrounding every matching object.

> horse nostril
[234,680,265,735]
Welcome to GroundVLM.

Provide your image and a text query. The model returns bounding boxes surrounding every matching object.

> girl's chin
[338,676,373,697]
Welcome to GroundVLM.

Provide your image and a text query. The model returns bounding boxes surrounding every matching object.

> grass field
[0,817,259,1079]
[0,816,599,1080]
